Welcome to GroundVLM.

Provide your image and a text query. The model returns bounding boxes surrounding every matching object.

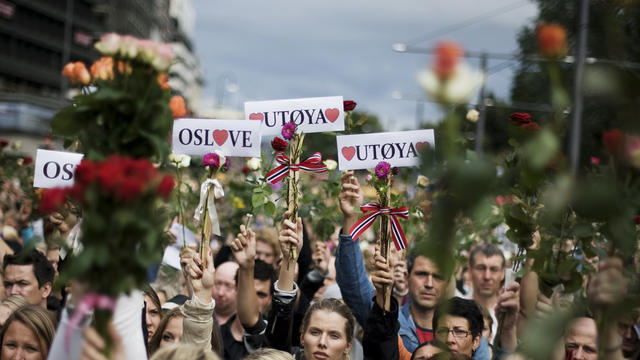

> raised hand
[496,282,520,351]
[370,246,393,309]
[180,244,214,303]
[230,225,256,269]
[312,241,331,274]
[339,171,363,232]
[279,210,303,263]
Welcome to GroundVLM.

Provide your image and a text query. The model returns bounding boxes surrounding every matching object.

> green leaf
[264,201,276,216]
[51,106,84,136]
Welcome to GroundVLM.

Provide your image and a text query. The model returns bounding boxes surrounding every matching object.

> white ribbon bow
[194,179,224,236]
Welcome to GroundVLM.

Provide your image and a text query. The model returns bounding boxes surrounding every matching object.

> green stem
[175,165,186,248]
[94,308,113,357]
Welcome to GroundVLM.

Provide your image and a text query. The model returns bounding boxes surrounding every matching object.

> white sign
[33,149,84,188]
[172,118,262,157]
[336,130,435,170]
[162,222,197,270]
[244,96,345,135]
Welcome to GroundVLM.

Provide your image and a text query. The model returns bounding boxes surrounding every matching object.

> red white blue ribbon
[65,293,117,353]
[349,203,409,251]
[266,152,327,184]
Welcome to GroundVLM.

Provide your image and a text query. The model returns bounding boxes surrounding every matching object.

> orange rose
[536,24,567,59]
[157,73,170,90]
[117,60,132,75]
[433,42,463,80]
[169,95,187,118]
[90,57,114,81]
[62,62,90,85]
[72,62,91,85]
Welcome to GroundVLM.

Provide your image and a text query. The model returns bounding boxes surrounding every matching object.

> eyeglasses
[435,327,471,339]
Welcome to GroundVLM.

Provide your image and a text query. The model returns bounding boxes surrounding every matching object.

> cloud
[192,0,538,129]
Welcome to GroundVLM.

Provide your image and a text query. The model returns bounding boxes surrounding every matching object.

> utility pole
[475,52,488,154]
[570,0,589,175]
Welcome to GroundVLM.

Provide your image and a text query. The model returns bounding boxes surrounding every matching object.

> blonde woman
[0,304,56,360]
[0,295,29,329]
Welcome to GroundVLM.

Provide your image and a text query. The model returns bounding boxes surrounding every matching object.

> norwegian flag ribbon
[266,152,327,184]
[349,203,409,251]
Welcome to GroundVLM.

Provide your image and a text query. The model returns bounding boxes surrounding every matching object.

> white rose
[118,35,138,59]
[416,175,430,187]
[466,109,479,123]
[417,63,484,105]
[95,33,120,55]
[246,157,261,171]
[213,150,226,167]
[169,153,191,168]
[324,159,337,171]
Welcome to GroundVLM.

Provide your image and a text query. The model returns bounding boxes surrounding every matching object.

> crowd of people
[0,168,639,360]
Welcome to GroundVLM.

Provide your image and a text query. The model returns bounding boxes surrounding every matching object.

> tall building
[0,0,202,154]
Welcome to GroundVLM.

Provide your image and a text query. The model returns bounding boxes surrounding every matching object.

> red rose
[590,156,600,166]
[343,100,357,111]
[242,166,250,175]
[23,157,33,165]
[603,129,624,156]
[635,215,640,225]
[510,112,531,125]
[521,122,540,132]
[0,139,8,149]
[39,188,69,213]
[271,137,288,151]
[97,158,125,193]
[117,177,145,202]
[156,174,175,199]
[124,158,157,182]
[75,160,97,186]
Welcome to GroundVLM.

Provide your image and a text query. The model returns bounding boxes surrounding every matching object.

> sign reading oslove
[336,130,435,170]
[33,149,84,188]
[244,96,345,135]
[172,118,262,157]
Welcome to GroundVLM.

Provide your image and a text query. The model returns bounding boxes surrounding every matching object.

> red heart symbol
[416,141,431,151]
[249,113,264,121]
[325,108,340,123]
[341,146,355,161]
[213,130,228,146]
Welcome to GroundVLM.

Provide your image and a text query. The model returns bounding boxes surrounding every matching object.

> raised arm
[363,247,403,360]
[334,171,375,326]
[180,246,215,349]
[230,225,260,329]
[278,211,303,291]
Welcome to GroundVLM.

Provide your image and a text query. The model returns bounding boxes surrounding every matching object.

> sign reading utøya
[33,149,84,188]
[244,96,345,136]
[336,130,435,170]
[172,118,262,157]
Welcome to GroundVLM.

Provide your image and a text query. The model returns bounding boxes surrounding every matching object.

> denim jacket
[335,232,490,359]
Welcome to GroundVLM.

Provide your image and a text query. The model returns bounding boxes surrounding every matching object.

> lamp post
[215,72,238,109]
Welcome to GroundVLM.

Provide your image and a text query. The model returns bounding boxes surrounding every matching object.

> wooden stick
[287,134,304,263]
[380,177,392,312]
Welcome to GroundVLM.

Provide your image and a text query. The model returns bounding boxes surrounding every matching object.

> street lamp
[215,72,238,108]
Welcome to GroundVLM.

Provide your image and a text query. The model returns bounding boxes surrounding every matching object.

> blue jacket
[335,232,490,359]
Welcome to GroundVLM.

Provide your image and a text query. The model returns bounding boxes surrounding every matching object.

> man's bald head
[213,261,239,320]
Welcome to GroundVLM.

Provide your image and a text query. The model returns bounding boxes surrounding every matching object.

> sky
[191,0,539,131]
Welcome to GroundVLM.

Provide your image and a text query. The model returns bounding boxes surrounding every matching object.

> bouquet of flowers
[42,33,180,355]
[52,33,180,161]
